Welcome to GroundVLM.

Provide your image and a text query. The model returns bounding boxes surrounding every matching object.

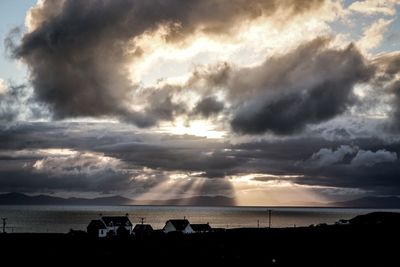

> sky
[0,0,400,206]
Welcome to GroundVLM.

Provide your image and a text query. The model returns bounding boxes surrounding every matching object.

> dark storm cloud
[96,140,245,178]
[233,139,400,196]
[1,122,400,198]
[120,87,188,127]
[0,167,134,194]
[192,96,224,118]
[11,0,323,126]
[390,80,400,131]
[229,39,375,135]
[188,62,232,89]
[371,52,400,132]
[384,56,400,132]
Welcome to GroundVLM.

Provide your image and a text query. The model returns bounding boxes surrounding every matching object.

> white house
[101,215,133,235]
[163,219,194,234]
[87,220,108,238]
[87,215,133,237]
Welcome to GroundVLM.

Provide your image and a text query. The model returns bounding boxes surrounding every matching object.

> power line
[268,210,272,228]
[2,218,7,233]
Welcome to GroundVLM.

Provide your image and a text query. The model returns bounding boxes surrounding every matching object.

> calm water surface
[0,205,398,233]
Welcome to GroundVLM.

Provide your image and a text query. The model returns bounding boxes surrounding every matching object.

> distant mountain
[349,212,400,224]
[0,192,235,206]
[0,192,133,205]
[332,196,400,208]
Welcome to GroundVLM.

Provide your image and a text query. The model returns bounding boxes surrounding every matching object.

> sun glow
[229,173,326,206]
[128,4,337,88]
[157,119,226,139]
[132,170,207,202]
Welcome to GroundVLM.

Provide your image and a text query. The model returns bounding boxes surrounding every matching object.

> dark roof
[166,219,190,231]
[87,220,107,230]
[133,224,153,232]
[101,216,132,227]
[191,224,212,232]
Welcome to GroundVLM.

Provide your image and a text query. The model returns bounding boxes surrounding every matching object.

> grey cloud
[192,96,224,118]
[188,62,232,90]
[121,87,188,127]
[310,145,358,167]
[3,27,21,58]
[99,142,244,178]
[0,84,29,122]
[372,52,400,132]
[308,145,397,167]
[11,0,323,126]
[351,149,397,166]
[2,122,400,198]
[145,88,187,121]
[0,168,134,195]
[31,151,122,177]
[375,52,400,77]
[229,39,374,135]
[388,78,400,132]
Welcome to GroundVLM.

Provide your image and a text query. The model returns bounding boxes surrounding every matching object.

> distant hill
[0,192,133,205]
[332,196,400,208]
[349,212,400,225]
[0,192,235,206]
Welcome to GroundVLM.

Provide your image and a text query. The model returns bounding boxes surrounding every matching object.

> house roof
[101,216,132,227]
[133,224,153,232]
[166,219,190,231]
[87,220,107,230]
[191,224,212,232]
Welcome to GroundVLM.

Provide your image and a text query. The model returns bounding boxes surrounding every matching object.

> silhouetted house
[133,224,153,237]
[87,220,107,238]
[101,216,133,235]
[163,219,194,234]
[191,223,212,233]
[335,219,350,225]
[87,215,133,237]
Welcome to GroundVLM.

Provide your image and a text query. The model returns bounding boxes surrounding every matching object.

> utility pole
[2,218,6,233]
[268,210,272,228]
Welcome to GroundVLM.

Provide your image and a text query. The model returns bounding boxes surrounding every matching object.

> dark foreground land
[0,225,399,266]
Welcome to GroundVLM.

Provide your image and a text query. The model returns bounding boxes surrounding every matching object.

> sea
[0,205,398,233]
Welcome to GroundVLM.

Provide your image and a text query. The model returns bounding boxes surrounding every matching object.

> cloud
[0,82,49,123]
[192,96,224,118]
[0,79,6,94]
[372,52,400,132]
[357,18,393,52]
[229,38,374,135]
[31,149,122,176]
[0,84,28,122]
[309,145,397,167]
[348,0,399,16]
[310,145,358,167]
[1,122,400,199]
[351,149,397,166]
[11,0,323,127]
